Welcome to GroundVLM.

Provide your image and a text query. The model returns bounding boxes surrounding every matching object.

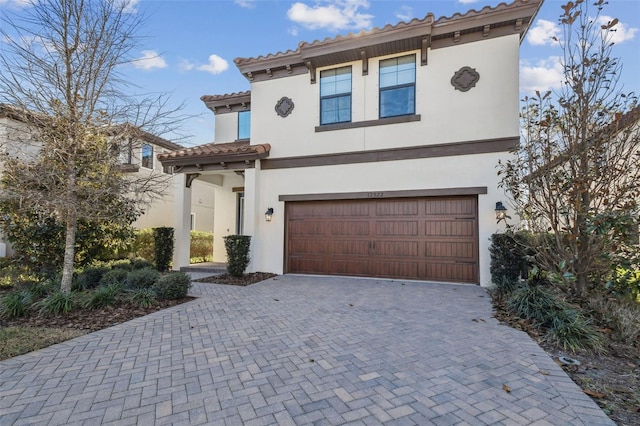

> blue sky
[1,0,639,147]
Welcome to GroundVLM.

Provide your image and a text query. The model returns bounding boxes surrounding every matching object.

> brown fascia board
[109,124,183,151]
[200,91,251,114]
[233,0,543,81]
[159,150,270,167]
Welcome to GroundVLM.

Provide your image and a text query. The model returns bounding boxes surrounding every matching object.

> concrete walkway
[0,276,613,425]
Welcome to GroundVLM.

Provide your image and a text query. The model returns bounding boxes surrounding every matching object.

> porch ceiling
[157,141,271,173]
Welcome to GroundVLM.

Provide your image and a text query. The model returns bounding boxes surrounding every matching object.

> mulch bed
[194,272,277,286]
[0,298,195,332]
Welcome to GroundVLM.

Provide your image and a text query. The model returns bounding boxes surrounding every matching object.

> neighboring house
[159,0,543,286]
[0,104,215,257]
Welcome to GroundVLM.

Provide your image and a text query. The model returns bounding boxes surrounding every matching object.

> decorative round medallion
[275,96,295,117]
[451,66,480,92]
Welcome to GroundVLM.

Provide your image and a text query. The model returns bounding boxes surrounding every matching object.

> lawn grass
[0,327,86,361]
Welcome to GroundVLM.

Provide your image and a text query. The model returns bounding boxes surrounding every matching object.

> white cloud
[520,56,564,94]
[132,50,167,70]
[395,5,413,22]
[598,15,638,44]
[196,54,229,75]
[234,0,256,8]
[288,26,299,37]
[178,59,195,72]
[287,0,373,31]
[527,19,561,46]
[458,0,480,4]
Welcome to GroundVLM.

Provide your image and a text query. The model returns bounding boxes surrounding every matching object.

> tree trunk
[60,212,77,293]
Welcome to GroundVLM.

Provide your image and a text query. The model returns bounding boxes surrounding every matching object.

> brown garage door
[285,196,478,283]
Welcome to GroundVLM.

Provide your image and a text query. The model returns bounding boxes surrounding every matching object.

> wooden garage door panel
[375,261,420,278]
[331,240,370,255]
[425,262,477,282]
[330,259,370,275]
[375,241,419,257]
[286,197,478,283]
[331,221,370,236]
[288,257,325,274]
[424,241,475,259]
[375,221,419,236]
[424,220,475,237]
[376,200,419,216]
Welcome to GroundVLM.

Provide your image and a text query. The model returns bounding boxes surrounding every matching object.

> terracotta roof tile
[157,141,271,165]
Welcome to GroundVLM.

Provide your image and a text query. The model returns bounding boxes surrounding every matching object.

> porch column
[172,173,192,270]
[243,167,258,272]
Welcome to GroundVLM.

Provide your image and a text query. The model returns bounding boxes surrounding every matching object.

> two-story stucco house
[160,0,543,286]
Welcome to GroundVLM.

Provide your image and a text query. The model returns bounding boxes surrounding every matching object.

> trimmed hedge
[489,231,533,290]
[153,227,174,272]
[224,235,251,277]
[154,272,191,300]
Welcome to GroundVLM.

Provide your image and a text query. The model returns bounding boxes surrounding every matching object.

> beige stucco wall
[246,152,511,287]
[248,35,520,159]
[215,113,239,143]
[212,172,245,263]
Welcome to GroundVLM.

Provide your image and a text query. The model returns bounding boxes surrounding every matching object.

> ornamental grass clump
[128,288,157,308]
[39,290,75,315]
[0,291,31,318]
[84,284,124,310]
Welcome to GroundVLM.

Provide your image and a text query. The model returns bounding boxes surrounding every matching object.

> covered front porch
[157,141,271,271]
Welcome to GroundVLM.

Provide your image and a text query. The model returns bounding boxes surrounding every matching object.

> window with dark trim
[320,66,352,125]
[141,143,153,169]
[238,110,251,140]
[379,55,416,118]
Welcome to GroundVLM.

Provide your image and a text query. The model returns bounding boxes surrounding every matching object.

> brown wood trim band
[262,136,518,170]
[315,114,421,132]
[279,187,488,202]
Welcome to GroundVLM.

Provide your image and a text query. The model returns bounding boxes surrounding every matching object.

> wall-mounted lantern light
[495,201,510,224]
[265,207,274,222]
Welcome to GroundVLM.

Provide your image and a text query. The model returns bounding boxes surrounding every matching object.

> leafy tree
[499,0,640,295]
[0,0,181,292]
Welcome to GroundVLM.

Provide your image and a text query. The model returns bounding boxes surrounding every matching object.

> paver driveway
[1,275,613,425]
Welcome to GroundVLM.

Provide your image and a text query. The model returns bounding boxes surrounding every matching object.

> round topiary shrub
[127,267,161,290]
[100,269,129,287]
[73,266,111,291]
[153,272,191,300]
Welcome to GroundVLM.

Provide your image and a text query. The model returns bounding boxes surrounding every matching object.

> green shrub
[489,231,533,289]
[100,269,129,287]
[0,264,41,288]
[545,309,603,353]
[73,266,111,291]
[84,284,123,309]
[130,258,154,270]
[127,267,161,290]
[109,259,134,271]
[153,227,174,272]
[607,267,640,302]
[131,228,154,261]
[0,291,31,318]
[154,272,191,300]
[190,231,213,263]
[128,288,157,308]
[39,291,75,315]
[224,235,251,277]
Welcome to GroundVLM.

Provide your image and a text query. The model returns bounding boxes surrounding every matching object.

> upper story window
[141,143,153,169]
[238,110,251,140]
[379,55,416,118]
[320,66,352,125]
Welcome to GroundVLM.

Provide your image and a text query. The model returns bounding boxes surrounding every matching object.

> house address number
[367,192,384,198]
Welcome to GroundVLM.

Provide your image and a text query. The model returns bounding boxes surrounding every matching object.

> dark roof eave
[159,151,270,167]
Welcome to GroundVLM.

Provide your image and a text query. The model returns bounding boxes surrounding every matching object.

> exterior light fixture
[495,201,510,224]
[265,207,274,222]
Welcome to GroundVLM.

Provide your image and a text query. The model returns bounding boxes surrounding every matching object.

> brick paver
[0,275,614,425]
